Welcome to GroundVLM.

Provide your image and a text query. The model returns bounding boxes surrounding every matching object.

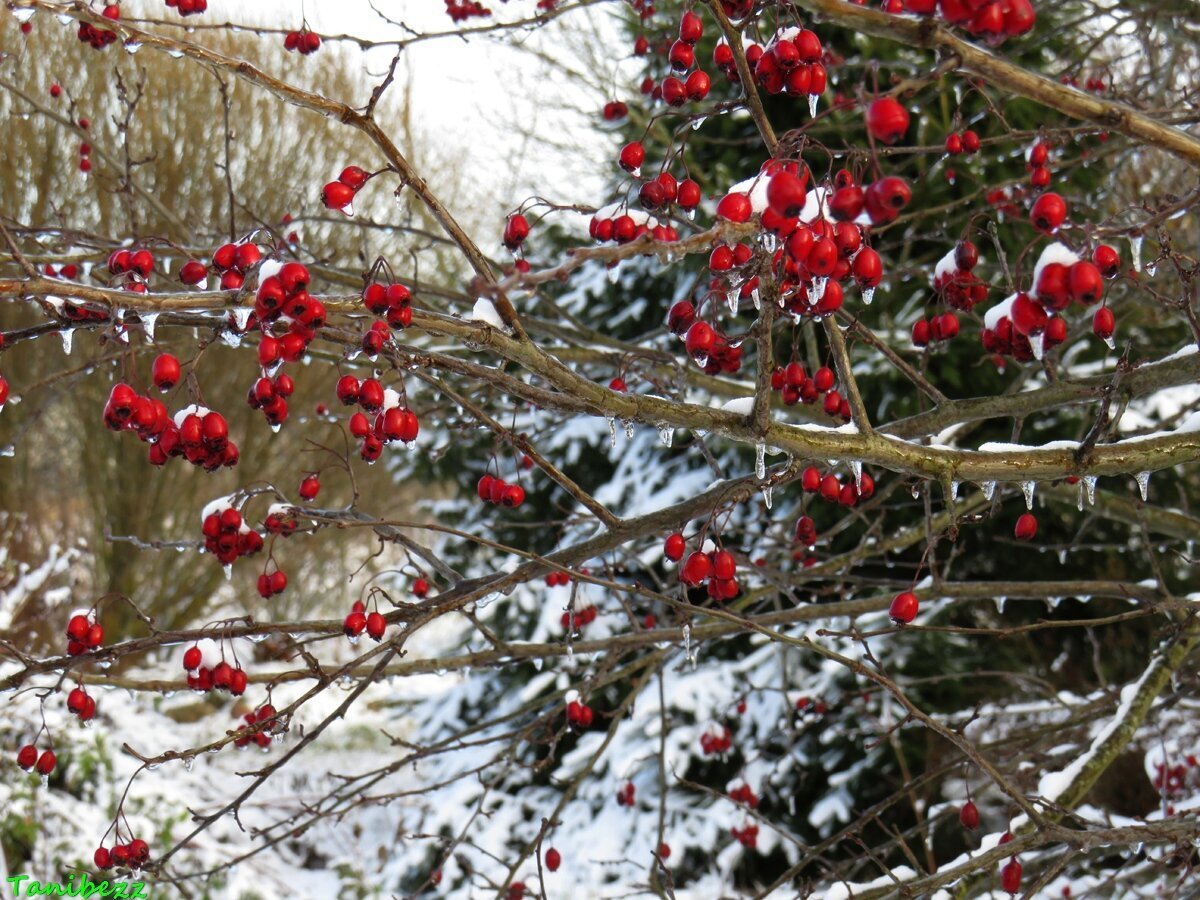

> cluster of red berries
[654,11,711,105]
[565,692,594,729]
[164,0,207,15]
[254,262,325,386]
[284,28,321,55]
[362,279,413,329]
[256,564,288,598]
[180,240,262,290]
[67,686,97,722]
[43,262,79,279]
[824,166,914,228]
[616,781,636,806]
[246,371,295,429]
[107,247,156,292]
[445,0,490,22]
[1025,141,1053,188]
[65,611,105,656]
[233,704,277,750]
[1151,756,1197,798]
[770,363,850,419]
[674,315,743,375]
[728,779,759,808]
[601,100,628,121]
[730,822,759,848]
[78,139,92,174]
[201,501,264,566]
[982,242,1116,361]
[322,166,370,214]
[141,393,237,470]
[801,465,877,508]
[794,515,818,548]
[667,536,742,601]
[182,641,249,694]
[1061,73,1106,92]
[476,473,526,508]
[77,6,120,50]
[560,601,596,631]
[343,600,388,642]
[17,744,56,776]
[699,723,733,755]
[943,129,982,156]
[737,27,828,106]
[94,839,150,871]
[895,0,1035,45]
[932,240,987,311]
[339,376,420,461]
[590,202,683,246]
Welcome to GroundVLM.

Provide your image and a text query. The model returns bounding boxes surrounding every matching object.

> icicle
[726,290,738,315]
[1146,260,1157,277]
[1058,549,1068,565]
[0,444,13,457]
[762,484,773,509]
[682,623,696,669]
[807,276,827,304]
[1076,480,1085,511]
[269,422,282,434]
[949,480,960,501]
[1084,475,1098,505]
[1021,480,1035,510]
[1130,234,1144,272]
[851,460,863,491]
[623,419,634,439]
[1135,471,1150,501]
[691,117,707,131]
[183,757,194,772]
[141,312,159,341]
[685,208,695,222]
[60,329,73,354]
[606,415,617,447]
[342,199,355,217]
[11,7,35,22]
[910,483,920,499]
[981,480,996,501]
[347,634,360,646]
[631,166,642,178]
[861,286,875,306]
[807,93,819,117]
[750,287,761,311]
[1103,334,1116,350]
[658,424,674,447]
[123,41,142,54]
[755,442,766,480]
[1030,331,1045,361]
[694,354,709,368]
[223,564,233,581]
[219,329,242,348]
[233,307,253,330]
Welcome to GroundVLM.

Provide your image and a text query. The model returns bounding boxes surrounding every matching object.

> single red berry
[960,800,980,830]
[889,591,919,624]
[1001,859,1023,894]
[298,475,320,501]
[865,97,909,145]
[664,533,686,562]
[151,354,181,391]
[1014,513,1038,541]
[545,847,562,872]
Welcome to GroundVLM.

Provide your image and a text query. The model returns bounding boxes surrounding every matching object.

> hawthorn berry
[889,591,919,624]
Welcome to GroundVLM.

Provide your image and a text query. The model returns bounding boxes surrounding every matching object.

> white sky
[180,0,623,238]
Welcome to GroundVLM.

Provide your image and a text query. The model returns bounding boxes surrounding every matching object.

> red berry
[36,750,56,775]
[889,591,919,624]
[716,192,752,223]
[619,142,645,174]
[151,354,181,391]
[1001,859,1022,894]
[299,475,320,501]
[664,533,686,561]
[865,97,909,145]
[960,800,980,829]
[1014,513,1038,541]
[17,744,37,770]
[1030,192,1067,233]
[545,847,562,872]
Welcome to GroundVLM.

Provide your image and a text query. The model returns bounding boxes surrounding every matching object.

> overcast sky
[178,0,622,234]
